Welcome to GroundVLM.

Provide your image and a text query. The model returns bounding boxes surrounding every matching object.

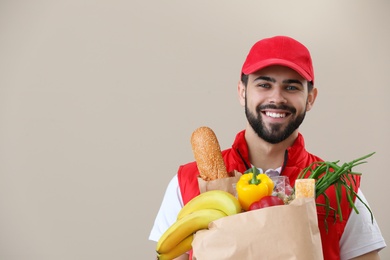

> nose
[268,88,287,104]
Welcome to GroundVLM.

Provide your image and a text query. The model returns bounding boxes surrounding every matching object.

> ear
[306,87,318,111]
[238,80,246,107]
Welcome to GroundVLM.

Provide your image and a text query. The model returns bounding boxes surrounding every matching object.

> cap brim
[242,58,313,82]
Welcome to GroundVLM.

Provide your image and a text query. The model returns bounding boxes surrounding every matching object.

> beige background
[0,1,388,259]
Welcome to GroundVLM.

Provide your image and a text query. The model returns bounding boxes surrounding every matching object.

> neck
[244,125,298,171]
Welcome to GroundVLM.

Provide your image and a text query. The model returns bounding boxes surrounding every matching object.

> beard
[245,101,306,144]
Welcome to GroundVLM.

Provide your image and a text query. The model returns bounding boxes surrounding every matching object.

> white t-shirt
[150,173,386,260]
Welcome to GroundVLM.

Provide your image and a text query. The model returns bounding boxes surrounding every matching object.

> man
[149,36,386,259]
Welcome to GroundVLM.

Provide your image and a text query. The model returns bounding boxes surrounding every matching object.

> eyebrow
[253,76,303,86]
[283,79,303,86]
[253,76,275,83]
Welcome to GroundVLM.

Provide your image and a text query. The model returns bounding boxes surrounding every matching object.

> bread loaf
[190,126,229,181]
[294,179,315,198]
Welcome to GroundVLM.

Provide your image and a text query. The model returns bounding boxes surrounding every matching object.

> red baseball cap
[241,36,314,82]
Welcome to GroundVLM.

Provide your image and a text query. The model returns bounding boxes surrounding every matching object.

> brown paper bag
[192,197,323,260]
[197,170,241,196]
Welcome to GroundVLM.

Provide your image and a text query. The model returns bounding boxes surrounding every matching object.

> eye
[286,85,300,91]
[257,83,271,89]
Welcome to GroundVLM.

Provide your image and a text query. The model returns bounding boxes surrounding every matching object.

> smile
[265,111,287,118]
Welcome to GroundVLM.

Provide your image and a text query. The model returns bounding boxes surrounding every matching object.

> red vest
[178,130,360,260]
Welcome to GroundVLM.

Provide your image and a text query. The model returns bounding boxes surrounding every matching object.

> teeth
[265,112,286,118]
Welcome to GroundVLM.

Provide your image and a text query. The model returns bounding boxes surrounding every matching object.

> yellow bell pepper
[236,167,274,211]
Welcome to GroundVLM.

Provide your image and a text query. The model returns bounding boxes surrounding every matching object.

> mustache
[256,104,296,114]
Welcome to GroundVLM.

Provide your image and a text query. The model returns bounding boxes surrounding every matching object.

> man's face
[239,65,316,144]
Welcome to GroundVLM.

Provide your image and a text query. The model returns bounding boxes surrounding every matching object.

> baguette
[190,126,229,181]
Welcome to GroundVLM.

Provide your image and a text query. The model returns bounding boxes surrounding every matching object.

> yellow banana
[177,190,241,220]
[157,234,193,260]
[156,208,227,254]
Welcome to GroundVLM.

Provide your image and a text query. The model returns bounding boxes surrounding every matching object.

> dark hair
[241,73,249,86]
[240,73,314,92]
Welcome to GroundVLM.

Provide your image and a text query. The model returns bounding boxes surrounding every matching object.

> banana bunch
[156,190,242,260]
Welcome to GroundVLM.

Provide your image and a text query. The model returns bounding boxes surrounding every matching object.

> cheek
[289,95,309,112]
[246,92,264,108]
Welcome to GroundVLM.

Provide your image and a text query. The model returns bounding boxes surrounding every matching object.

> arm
[350,250,380,260]
[340,189,386,260]
[149,176,186,257]
[173,254,189,260]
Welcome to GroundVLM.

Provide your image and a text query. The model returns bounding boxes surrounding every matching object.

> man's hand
[173,254,188,260]
[169,251,381,260]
